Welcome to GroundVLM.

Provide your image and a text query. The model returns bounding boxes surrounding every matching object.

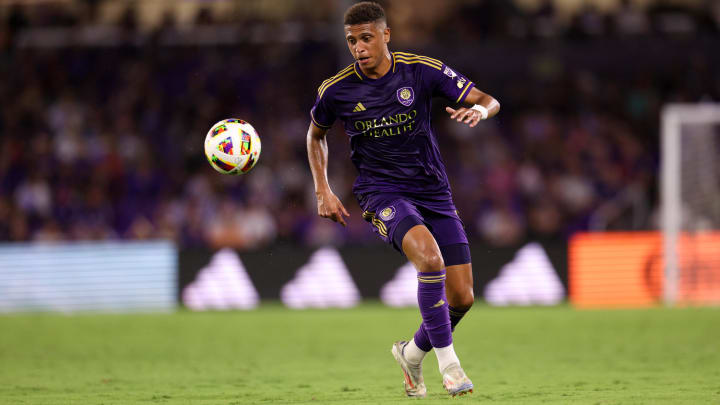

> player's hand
[316,190,350,227]
[446,106,481,128]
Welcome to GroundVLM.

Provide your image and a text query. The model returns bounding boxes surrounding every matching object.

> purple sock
[414,270,452,349]
[413,323,433,352]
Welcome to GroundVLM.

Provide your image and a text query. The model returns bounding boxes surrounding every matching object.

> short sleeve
[423,63,475,104]
[310,92,336,129]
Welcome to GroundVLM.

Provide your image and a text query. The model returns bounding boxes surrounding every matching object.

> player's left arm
[445,87,500,128]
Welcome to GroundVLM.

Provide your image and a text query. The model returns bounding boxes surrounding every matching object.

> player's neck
[360,51,392,79]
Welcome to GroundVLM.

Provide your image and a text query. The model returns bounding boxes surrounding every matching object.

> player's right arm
[445,87,500,128]
[409,53,500,127]
[306,122,350,226]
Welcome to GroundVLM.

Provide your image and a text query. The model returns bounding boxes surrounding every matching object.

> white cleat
[442,363,474,397]
[391,341,427,398]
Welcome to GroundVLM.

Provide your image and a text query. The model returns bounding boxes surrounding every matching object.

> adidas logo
[432,299,445,308]
[352,102,366,112]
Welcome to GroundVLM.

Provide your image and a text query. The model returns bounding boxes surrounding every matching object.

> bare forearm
[464,87,500,119]
[306,123,349,225]
[306,124,331,194]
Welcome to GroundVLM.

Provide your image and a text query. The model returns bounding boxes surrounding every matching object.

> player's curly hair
[343,1,386,26]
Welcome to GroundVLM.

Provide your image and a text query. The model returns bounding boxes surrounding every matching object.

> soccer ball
[204,118,261,175]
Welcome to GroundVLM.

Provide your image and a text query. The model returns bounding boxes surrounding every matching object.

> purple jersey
[311,52,475,201]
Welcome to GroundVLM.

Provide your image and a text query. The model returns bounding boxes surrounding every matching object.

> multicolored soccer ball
[204,119,261,175]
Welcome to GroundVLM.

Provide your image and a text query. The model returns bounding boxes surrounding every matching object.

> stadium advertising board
[0,241,177,313]
[179,240,568,309]
[569,232,720,308]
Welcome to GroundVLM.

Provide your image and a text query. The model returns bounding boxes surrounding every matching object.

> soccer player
[306,1,499,398]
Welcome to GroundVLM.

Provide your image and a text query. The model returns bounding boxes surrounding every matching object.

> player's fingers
[449,107,462,120]
[468,111,477,124]
[469,114,480,127]
[445,106,456,116]
[338,205,349,226]
[324,212,335,221]
[335,211,347,226]
[463,111,474,124]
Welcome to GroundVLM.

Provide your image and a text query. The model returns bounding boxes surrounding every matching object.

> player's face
[344,22,390,70]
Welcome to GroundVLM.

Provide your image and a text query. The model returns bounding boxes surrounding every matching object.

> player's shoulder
[316,63,361,100]
[392,51,444,71]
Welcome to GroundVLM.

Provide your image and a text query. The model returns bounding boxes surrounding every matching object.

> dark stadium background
[0,0,718,304]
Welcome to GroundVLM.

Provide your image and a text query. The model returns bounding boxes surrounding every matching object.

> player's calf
[445,262,474,331]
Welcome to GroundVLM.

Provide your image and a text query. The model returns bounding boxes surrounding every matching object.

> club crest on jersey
[379,206,396,221]
[396,87,415,106]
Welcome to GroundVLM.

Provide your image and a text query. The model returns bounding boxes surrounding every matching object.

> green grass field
[1,304,719,404]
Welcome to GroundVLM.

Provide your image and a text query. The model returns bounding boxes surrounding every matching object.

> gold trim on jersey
[393,52,443,70]
[317,64,356,100]
[390,56,442,70]
[317,65,352,93]
[393,58,442,69]
[456,81,473,103]
[353,64,363,80]
[310,110,331,129]
[317,65,353,93]
[393,54,442,66]
[393,51,443,66]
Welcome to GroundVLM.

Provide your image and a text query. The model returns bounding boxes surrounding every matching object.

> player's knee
[455,292,474,310]
[415,251,445,273]
[403,225,445,272]
[448,286,474,309]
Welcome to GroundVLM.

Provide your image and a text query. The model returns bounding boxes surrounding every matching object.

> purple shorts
[359,194,471,266]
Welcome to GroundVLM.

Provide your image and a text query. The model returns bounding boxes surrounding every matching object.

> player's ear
[383,27,391,43]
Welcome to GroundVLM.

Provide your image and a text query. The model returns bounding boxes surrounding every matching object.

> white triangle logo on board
[182,248,260,310]
[380,261,418,307]
[280,247,361,309]
[483,242,565,306]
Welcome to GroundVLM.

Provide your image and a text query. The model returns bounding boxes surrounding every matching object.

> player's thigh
[401,224,444,273]
[423,211,471,266]
[423,210,473,305]
[361,197,422,251]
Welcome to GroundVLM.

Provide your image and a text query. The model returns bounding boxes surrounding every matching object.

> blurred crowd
[2,0,720,41]
[0,0,719,249]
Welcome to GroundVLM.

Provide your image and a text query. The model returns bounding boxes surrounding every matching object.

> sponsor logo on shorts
[379,206,396,221]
